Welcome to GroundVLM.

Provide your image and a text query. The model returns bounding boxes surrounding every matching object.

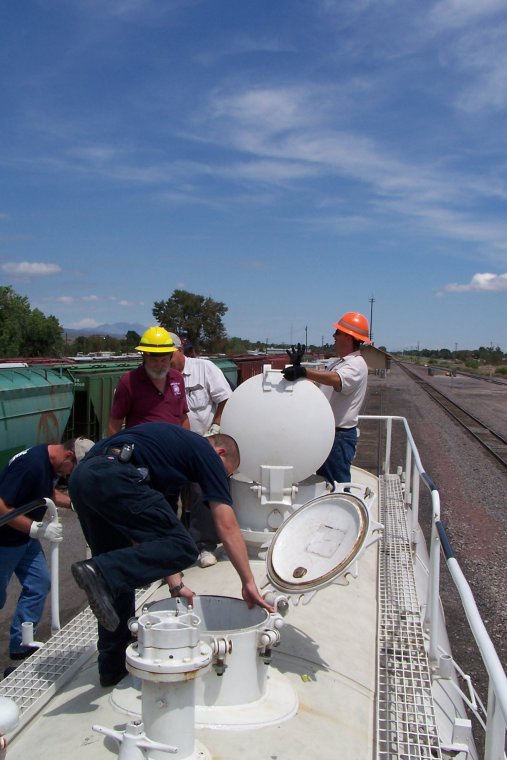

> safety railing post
[410,463,419,549]
[404,440,412,507]
[425,520,441,667]
[384,417,392,475]
[484,680,506,760]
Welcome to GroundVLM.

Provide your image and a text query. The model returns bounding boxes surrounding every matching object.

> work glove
[283,365,308,381]
[286,343,306,366]
[204,423,221,437]
[29,520,63,543]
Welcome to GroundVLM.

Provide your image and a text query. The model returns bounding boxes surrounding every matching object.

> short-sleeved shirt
[318,351,368,428]
[87,422,232,507]
[109,364,189,428]
[0,445,54,547]
[181,357,232,435]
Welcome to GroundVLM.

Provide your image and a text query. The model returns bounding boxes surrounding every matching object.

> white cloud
[441,272,507,293]
[208,86,321,136]
[429,0,506,30]
[68,318,100,329]
[54,296,74,304]
[1,261,62,275]
[82,294,99,301]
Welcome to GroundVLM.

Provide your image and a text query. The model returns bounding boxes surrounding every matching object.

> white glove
[205,423,221,437]
[29,520,63,542]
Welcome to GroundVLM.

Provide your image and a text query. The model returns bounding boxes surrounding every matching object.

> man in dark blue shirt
[68,422,271,687]
[0,438,93,668]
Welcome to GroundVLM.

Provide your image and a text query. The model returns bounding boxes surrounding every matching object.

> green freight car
[0,363,74,468]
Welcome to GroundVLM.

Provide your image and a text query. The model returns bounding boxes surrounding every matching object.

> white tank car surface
[0,365,506,760]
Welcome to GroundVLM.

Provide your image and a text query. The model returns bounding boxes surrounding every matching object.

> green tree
[153,289,228,352]
[20,309,65,357]
[226,336,249,354]
[0,286,64,357]
[0,286,29,356]
[124,330,141,351]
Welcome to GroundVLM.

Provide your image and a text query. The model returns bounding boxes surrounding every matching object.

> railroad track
[455,369,507,386]
[398,362,507,469]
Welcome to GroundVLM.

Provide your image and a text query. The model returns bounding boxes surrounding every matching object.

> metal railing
[360,414,507,759]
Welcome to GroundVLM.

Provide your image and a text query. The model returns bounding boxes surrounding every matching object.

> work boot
[71,560,120,632]
[99,667,128,688]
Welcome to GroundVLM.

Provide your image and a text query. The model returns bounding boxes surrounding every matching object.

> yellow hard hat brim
[135,344,177,353]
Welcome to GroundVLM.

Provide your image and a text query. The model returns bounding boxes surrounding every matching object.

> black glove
[283,365,307,381]
[286,343,306,366]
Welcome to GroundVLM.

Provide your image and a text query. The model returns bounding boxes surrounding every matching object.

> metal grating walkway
[377,474,442,759]
[0,606,97,734]
[0,584,162,740]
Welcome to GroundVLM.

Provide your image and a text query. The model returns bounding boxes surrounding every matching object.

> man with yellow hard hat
[107,326,189,435]
[283,312,370,486]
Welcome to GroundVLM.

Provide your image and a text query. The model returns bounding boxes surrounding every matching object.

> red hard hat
[333,312,370,343]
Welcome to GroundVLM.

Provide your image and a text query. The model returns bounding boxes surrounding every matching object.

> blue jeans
[317,427,358,486]
[0,539,51,656]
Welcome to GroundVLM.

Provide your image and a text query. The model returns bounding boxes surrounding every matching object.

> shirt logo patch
[170,383,182,397]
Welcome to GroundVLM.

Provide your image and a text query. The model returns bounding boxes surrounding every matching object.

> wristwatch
[169,581,185,596]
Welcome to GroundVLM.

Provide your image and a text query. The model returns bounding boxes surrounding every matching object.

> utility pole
[305,325,308,347]
[369,296,375,343]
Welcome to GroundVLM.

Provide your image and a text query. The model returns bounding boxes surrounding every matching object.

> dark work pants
[69,456,198,677]
[183,482,219,551]
[317,427,358,486]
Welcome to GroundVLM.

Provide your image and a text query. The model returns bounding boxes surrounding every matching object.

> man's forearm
[305,367,342,389]
[211,503,254,586]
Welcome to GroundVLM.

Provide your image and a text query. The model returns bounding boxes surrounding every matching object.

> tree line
[0,286,267,358]
[2,284,505,362]
[394,346,506,367]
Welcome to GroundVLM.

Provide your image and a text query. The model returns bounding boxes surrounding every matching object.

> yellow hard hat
[135,326,177,353]
[333,312,370,343]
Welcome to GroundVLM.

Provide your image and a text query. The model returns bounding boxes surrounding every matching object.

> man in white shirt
[170,334,232,566]
[283,312,369,486]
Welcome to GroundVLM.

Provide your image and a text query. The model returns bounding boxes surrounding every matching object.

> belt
[88,447,150,482]
[105,446,122,457]
[335,426,355,431]
[89,446,122,458]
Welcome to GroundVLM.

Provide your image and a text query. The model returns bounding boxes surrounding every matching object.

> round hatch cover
[220,368,335,484]
[266,492,370,594]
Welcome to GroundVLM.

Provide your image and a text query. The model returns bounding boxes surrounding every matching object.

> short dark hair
[209,433,240,472]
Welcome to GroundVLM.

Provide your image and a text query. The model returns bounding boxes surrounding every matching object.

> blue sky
[1,0,507,351]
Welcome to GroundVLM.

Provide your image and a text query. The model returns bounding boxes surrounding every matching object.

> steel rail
[455,370,507,387]
[398,362,507,469]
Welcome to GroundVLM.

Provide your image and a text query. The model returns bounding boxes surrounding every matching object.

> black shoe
[71,560,120,632]
[99,667,128,687]
[10,645,39,661]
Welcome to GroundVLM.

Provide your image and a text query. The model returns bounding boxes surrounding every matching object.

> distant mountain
[63,322,148,339]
